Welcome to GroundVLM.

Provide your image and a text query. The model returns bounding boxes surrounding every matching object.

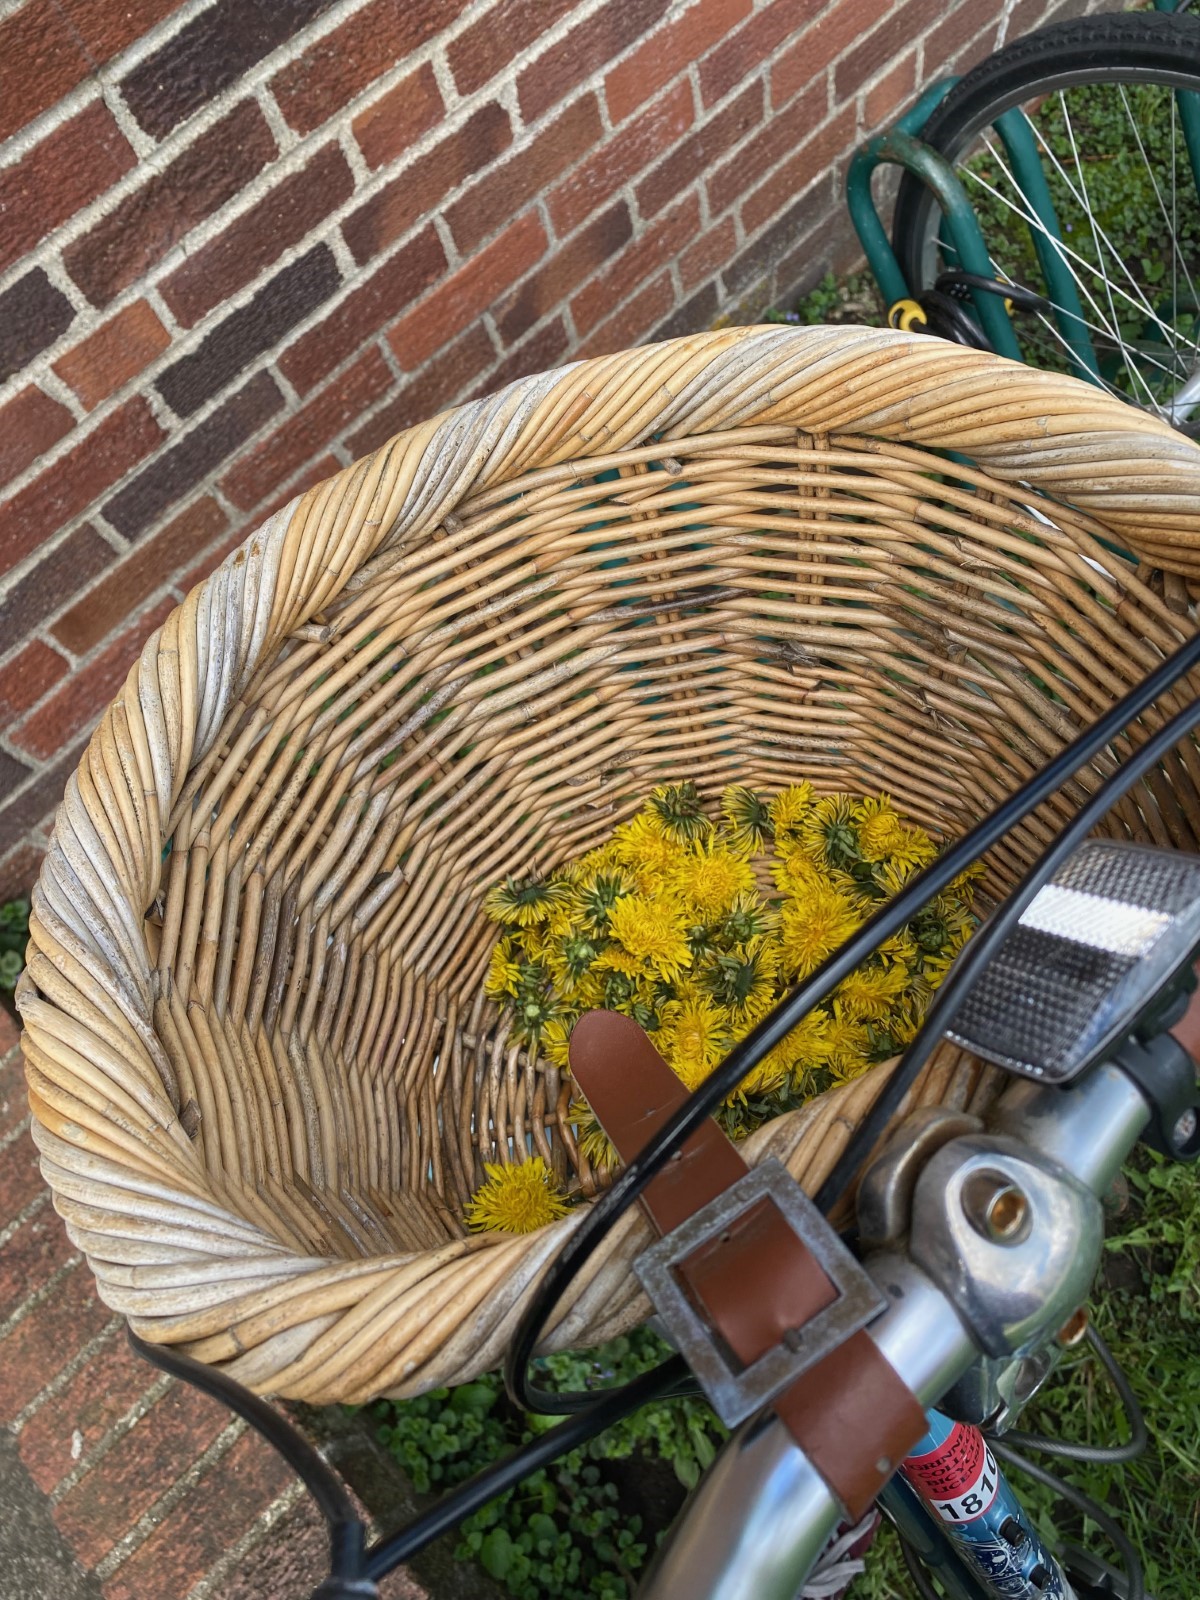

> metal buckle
[633,1159,887,1427]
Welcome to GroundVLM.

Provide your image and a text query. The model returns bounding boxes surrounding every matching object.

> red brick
[926,1,1002,79]
[864,48,918,130]
[387,212,548,370]
[55,1380,231,1566]
[518,0,672,125]
[0,642,70,725]
[0,0,91,142]
[0,1053,29,1143]
[725,177,833,298]
[0,1202,74,1325]
[680,213,737,292]
[57,0,181,63]
[699,0,823,110]
[0,1009,20,1058]
[772,3,878,109]
[53,300,171,412]
[0,1258,108,1424]
[707,77,826,218]
[18,1327,152,1495]
[636,78,764,218]
[342,102,513,266]
[605,0,751,124]
[13,598,175,761]
[548,79,694,238]
[574,272,676,359]
[159,146,355,327]
[352,61,445,171]
[449,0,576,97]
[101,1426,294,1600]
[63,101,277,309]
[0,100,135,277]
[0,399,164,580]
[447,94,604,255]
[740,105,855,237]
[0,843,46,907]
[279,226,447,395]
[571,192,701,337]
[496,203,632,347]
[834,0,943,103]
[220,346,392,511]
[650,277,720,341]
[247,453,342,532]
[346,327,496,457]
[50,499,228,658]
[271,0,461,135]
[0,526,113,652]
[0,387,74,487]
[476,317,571,398]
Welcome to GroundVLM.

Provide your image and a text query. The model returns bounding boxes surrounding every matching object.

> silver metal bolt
[961,1171,1029,1244]
[1173,1107,1198,1147]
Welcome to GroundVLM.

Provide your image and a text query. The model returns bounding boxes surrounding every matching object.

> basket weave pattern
[18,327,1200,1403]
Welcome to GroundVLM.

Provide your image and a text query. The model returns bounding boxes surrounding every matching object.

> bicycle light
[947,839,1200,1084]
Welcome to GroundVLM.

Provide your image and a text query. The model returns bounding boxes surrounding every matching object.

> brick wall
[0,0,1101,901]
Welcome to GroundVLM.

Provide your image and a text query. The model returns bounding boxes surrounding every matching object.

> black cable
[989,1438,1145,1600]
[899,1536,947,1600]
[505,630,1200,1414]
[996,1324,1147,1464]
[363,1354,690,1580]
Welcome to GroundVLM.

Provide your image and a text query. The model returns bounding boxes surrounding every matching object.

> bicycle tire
[891,11,1200,416]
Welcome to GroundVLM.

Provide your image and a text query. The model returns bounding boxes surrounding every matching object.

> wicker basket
[18,326,1200,1405]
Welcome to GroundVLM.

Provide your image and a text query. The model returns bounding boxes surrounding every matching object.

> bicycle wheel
[891,11,1200,424]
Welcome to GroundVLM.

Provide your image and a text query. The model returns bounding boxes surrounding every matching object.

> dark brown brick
[0,842,44,906]
[636,78,764,218]
[57,0,181,63]
[0,400,164,580]
[571,191,701,337]
[342,102,513,267]
[605,0,751,123]
[679,213,737,291]
[352,61,445,171]
[279,226,447,395]
[0,1041,30,1140]
[771,2,875,110]
[220,346,392,511]
[0,750,34,806]
[0,1008,20,1058]
[0,526,114,646]
[0,100,135,276]
[387,212,548,370]
[271,0,461,136]
[156,244,341,417]
[0,1203,75,1325]
[100,1427,293,1600]
[833,0,943,104]
[651,279,721,343]
[476,317,571,398]
[18,1327,150,1495]
[345,327,495,458]
[449,0,576,97]
[925,1,1001,81]
[448,95,604,255]
[740,105,853,236]
[0,0,91,143]
[51,498,228,657]
[55,1380,230,1566]
[0,642,70,726]
[548,79,693,239]
[0,271,76,386]
[178,518,255,594]
[706,77,826,218]
[64,101,277,309]
[0,388,74,487]
[104,373,284,539]
[496,203,632,347]
[699,0,821,110]
[120,0,338,139]
[0,1124,44,1236]
[53,300,171,411]
[160,146,354,327]
[517,0,673,126]
[723,180,833,298]
[13,597,174,760]
[0,739,88,854]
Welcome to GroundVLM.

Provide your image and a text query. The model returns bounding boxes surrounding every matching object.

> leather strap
[570,1009,926,1518]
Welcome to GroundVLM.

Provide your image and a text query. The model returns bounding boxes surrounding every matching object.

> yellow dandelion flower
[595,945,646,979]
[822,1010,873,1080]
[647,780,712,842]
[857,808,909,864]
[611,812,684,889]
[778,885,862,980]
[768,782,816,840]
[608,894,693,982]
[833,962,910,1020]
[796,794,860,872]
[780,1009,834,1070]
[539,1014,575,1068]
[662,992,729,1091]
[465,1157,571,1234]
[668,837,756,921]
[721,784,772,852]
[770,846,827,898]
[484,875,574,927]
[576,1112,620,1174]
[735,1054,791,1101]
[484,938,522,999]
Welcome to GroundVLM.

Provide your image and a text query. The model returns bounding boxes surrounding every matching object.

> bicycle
[131,627,1200,1600]
[851,4,1200,428]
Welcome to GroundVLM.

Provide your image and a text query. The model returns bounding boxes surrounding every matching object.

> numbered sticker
[902,1424,1000,1524]
[927,1445,1001,1524]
